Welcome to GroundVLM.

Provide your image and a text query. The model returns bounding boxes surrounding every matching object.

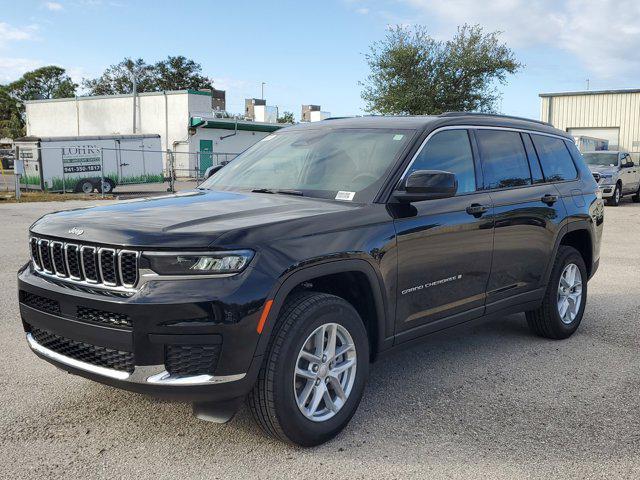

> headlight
[142,250,254,275]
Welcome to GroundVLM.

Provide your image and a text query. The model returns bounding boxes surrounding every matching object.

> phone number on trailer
[63,165,102,173]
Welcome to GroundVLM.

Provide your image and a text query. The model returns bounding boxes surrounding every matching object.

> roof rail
[440,111,552,127]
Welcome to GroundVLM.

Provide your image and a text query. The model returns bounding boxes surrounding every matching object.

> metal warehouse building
[540,88,640,154]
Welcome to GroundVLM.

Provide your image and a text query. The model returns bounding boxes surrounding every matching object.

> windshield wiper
[251,188,304,196]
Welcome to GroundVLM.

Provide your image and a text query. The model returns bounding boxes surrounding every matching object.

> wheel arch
[254,259,390,362]
[544,222,595,285]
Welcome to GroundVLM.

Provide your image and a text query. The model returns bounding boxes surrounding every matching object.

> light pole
[261,82,266,100]
[131,71,137,133]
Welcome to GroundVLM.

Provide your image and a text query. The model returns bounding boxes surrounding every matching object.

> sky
[1,0,640,121]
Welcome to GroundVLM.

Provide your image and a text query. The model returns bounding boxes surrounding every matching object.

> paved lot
[1,198,639,479]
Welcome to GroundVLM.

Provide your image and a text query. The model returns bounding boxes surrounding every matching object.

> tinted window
[476,130,532,189]
[521,133,545,184]
[408,129,476,194]
[531,134,578,182]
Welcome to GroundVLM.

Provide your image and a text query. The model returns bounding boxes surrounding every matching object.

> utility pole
[131,71,137,133]
[586,78,590,91]
[261,82,266,100]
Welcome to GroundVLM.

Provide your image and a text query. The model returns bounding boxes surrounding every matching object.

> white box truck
[13,134,163,193]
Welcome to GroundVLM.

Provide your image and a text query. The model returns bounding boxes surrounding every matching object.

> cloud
[0,57,45,83]
[397,0,640,78]
[356,7,370,14]
[44,2,63,10]
[0,22,39,47]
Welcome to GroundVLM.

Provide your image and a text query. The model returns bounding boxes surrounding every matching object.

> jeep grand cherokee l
[18,113,603,446]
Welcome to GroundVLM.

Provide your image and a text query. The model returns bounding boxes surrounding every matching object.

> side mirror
[204,164,224,179]
[394,170,458,203]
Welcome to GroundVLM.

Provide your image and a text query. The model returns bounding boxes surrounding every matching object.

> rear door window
[521,133,545,184]
[531,134,578,182]
[475,129,532,189]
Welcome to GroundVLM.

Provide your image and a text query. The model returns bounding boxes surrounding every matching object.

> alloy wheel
[557,263,583,324]
[293,322,357,422]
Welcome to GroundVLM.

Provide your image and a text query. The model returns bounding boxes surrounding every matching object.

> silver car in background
[583,150,640,206]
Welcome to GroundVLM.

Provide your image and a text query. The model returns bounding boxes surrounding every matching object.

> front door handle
[541,194,558,205]
[466,203,489,217]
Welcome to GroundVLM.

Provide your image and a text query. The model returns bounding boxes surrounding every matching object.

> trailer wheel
[98,179,115,194]
[76,180,94,194]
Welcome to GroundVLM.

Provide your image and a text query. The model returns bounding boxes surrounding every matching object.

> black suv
[18,114,604,446]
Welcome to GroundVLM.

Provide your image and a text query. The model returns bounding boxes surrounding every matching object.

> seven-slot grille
[30,236,139,289]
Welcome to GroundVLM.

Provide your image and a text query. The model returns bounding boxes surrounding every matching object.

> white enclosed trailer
[13,134,163,193]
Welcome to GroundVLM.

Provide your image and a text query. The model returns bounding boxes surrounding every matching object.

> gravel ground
[1,198,639,479]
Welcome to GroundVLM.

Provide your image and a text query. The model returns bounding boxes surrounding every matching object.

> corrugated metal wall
[540,92,640,152]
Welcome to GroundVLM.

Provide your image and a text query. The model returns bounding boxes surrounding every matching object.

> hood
[588,165,618,175]
[30,189,360,248]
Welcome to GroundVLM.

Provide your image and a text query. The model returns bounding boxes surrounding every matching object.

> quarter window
[408,129,476,194]
[531,134,578,182]
[476,130,532,189]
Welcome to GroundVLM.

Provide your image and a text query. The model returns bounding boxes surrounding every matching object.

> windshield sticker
[393,134,405,141]
[335,191,356,201]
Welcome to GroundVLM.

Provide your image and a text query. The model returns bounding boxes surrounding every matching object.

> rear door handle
[466,203,489,217]
[541,194,558,205]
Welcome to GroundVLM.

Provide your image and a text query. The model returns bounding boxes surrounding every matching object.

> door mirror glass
[394,170,457,203]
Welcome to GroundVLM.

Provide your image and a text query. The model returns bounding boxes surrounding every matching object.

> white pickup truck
[583,151,640,206]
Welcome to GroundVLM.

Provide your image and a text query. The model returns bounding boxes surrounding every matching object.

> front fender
[252,257,391,360]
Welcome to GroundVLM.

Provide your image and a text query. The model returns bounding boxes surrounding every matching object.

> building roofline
[14,134,161,142]
[539,88,640,98]
[190,116,283,133]
[24,89,211,105]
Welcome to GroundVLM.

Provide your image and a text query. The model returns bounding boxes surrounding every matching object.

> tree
[83,56,213,95]
[361,25,522,115]
[82,58,156,95]
[277,111,295,124]
[0,86,23,139]
[0,66,77,139]
[153,56,213,91]
[9,66,76,101]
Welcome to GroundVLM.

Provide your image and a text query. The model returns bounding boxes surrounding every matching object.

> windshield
[199,128,415,202]
[582,152,619,167]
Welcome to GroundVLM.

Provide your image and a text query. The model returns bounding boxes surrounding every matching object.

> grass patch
[0,192,115,203]
[45,173,165,191]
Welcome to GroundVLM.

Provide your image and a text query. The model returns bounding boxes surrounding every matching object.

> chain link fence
[8,142,238,197]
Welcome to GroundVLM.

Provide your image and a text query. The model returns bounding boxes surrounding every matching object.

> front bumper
[18,263,273,402]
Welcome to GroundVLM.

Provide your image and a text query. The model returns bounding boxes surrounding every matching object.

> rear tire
[97,178,115,194]
[247,291,369,447]
[76,180,94,194]
[632,184,640,203]
[526,246,587,339]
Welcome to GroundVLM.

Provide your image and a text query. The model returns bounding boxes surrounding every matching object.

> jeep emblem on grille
[68,227,84,236]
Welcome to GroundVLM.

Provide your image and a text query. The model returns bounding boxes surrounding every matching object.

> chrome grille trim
[38,239,54,274]
[50,241,67,278]
[29,236,140,292]
[98,247,118,287]
[64,243,82,280]
[80,245,99,284]
[30,237,42,271]
[118,250,139,289]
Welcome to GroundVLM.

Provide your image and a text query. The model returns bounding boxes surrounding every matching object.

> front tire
[632,183,640,203]
[607,184,621,206]
[247,292,369,447]
[526,246,587,339]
